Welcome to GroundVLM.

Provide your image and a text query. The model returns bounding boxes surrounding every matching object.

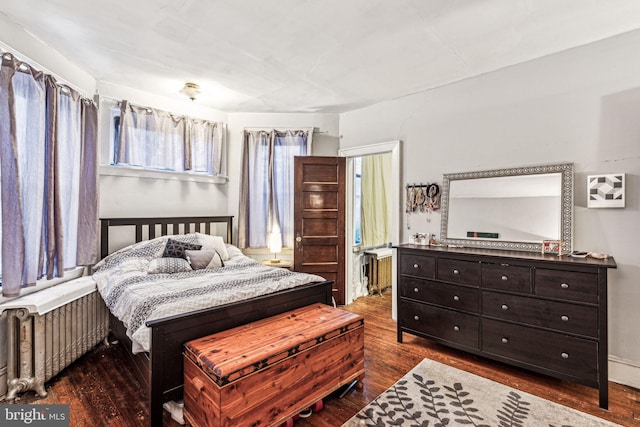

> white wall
[339,29,640,386]
[226,113,340,245]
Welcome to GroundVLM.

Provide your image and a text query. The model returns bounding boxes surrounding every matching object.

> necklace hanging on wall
[405,182,441,227]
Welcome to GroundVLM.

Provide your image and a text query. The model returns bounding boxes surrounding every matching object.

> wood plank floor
[11,291,640,426]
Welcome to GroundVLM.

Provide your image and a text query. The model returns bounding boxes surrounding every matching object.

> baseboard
[609,355,640,389]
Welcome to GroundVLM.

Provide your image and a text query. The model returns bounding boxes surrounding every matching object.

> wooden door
[294,156,346,305]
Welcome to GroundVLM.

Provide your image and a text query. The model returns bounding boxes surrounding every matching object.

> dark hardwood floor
[11,291,640,426]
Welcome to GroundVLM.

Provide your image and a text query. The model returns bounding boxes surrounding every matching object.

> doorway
[339,141,401,319]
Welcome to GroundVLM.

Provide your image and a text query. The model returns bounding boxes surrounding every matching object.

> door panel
[302,218,338,236]
[294,156,346,305]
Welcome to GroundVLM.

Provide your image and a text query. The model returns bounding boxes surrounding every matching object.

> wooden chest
[183,304,365,427]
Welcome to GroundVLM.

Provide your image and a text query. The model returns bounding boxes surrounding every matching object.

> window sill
[0,266,87,306]
[99,165,228,184]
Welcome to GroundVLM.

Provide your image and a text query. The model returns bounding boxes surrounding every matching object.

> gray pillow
[185,250,225,270]
[148,257,192,274]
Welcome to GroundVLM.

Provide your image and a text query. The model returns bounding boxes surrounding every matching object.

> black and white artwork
[588,174,625,208]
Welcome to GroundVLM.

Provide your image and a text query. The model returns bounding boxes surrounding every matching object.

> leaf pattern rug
[342,359,621,427]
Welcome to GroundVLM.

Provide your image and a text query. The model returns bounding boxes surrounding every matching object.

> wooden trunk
[183,304,365,427]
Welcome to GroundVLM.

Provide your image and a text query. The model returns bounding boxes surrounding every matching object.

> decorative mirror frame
[440,163,574,253]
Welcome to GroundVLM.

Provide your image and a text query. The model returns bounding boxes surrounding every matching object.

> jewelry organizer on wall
[406,183,440,213]
[405,183,440,233]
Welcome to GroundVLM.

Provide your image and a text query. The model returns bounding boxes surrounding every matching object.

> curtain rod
[243,127,324,133]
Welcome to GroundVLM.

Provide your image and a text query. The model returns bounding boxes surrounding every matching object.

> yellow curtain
[361,153,392,248]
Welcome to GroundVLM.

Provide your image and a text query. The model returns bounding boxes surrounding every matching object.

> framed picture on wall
[588,174,625,208]
[542,240,562,255]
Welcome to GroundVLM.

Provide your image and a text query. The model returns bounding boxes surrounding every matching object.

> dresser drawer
[399,253,435,279]
[482,319,597,381]
[482,263,531,293]
[437,258,480,286]
[482,291,598,337]
[400,300,479,349]
[535,269,598,304]
[400,277,479,313]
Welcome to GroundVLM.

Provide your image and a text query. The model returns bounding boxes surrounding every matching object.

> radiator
[4,277,108,400]
[366,248,393,296]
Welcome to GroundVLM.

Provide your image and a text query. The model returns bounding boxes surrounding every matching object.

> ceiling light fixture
[180,82,200,101]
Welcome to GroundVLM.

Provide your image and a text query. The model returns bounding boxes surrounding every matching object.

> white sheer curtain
[115,101,225,175]
[57,88,82,270]
[191,119,225,175]
[117,101,186,171]
[238,129,312,249]
[273,132,309,247]
[14,68,46,286]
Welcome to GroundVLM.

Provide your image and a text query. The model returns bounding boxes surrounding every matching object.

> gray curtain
[0,51,98,297]
[0,53,30,296]
[77,99,99,265]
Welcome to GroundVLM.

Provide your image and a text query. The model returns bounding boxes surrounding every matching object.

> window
[0,51,98,297]
[353,157,362,245]
[238,129,313,249]
[111,101,225,176]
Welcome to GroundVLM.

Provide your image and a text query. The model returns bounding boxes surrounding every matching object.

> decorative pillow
[206,251,225,269]
[162,238,202,259]
[185,250,225,270]
[147,257,192,274]
[195,233,229,261]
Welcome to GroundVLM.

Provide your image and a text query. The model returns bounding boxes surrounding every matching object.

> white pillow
[206,252,224,269]
[147,257,192,274]
[195,233,229,260]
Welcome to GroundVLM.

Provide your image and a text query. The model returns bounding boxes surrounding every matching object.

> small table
[260,259,293,270]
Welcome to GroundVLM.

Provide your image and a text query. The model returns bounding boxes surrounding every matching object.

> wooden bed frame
[99,216,334,426]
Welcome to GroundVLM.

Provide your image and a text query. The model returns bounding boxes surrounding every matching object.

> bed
[97,216,334,426]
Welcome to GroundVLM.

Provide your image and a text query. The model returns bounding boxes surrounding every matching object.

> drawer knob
[561,352,569,359]
[501,337,509,344]
[413,263,419,269]
[453,295,460,301]
[453,326,460,332]
[414,315,419,321]
[501,275,508,281]
[501,304,509,310]
[414,287,419,293]
[560,283,569,289]
[561,315,569,322]
[453,269,460,275]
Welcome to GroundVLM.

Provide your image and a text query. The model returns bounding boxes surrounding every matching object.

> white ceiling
[3,0,640,113]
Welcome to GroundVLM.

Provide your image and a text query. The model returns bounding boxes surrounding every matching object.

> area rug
[343,359,620,427]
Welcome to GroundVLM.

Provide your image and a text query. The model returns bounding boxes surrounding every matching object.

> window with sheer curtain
[0,51,98,297]
[112,100,225,176]
[238,129,313,249]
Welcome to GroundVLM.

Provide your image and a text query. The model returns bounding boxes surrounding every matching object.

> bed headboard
[100,216,233,259]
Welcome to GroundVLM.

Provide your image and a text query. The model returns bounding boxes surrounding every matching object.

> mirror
[440,163,573,253]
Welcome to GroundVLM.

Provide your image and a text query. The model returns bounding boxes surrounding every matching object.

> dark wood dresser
[395,244,617,409]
